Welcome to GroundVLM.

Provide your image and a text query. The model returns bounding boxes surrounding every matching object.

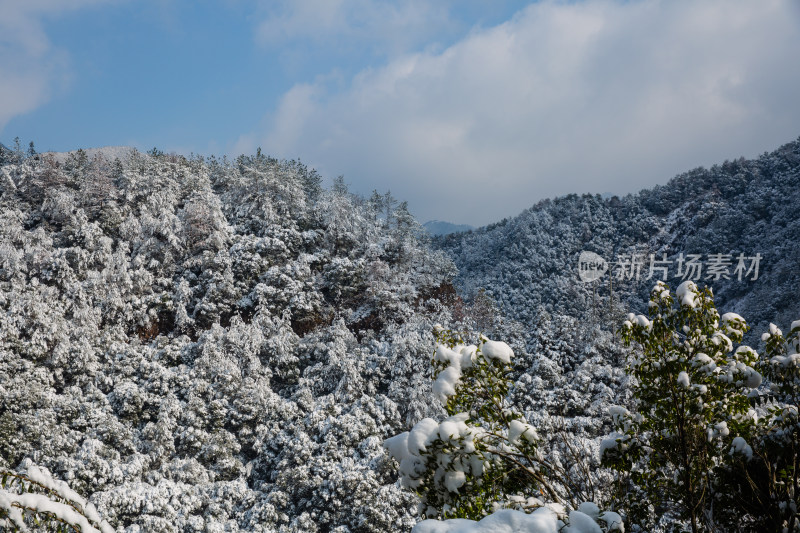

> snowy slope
[2,136,799,532]
[435,136,800,345]
[0,149,462,531]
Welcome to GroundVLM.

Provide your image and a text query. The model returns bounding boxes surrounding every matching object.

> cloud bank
[250,0,800,226]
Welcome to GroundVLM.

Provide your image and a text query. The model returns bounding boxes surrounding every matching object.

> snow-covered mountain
[1,137,799,531]
[435,137,800,346]
[0,149,467,531]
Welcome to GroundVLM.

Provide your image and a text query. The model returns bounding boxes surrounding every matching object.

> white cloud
[250,0,800,226]
[0,0,111,132]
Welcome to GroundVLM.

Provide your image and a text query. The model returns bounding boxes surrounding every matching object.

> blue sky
[2,0,800,225]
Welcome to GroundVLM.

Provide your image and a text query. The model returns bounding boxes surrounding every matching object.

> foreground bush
[384,328,623,532]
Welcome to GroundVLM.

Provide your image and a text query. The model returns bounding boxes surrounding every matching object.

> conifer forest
[1,138,799,532]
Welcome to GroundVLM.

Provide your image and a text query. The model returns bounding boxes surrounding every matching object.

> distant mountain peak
[423,220,474,236]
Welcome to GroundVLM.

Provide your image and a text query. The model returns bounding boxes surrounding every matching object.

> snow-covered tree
[602,281,762,532]
[384,329,624,531]
[721,319,800,531]
[385,330,547,519]
[0,145,461,531]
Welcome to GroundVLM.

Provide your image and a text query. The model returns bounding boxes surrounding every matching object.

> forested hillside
[436,137,800,344]
[1,137,798,532]
[0,146,481,531]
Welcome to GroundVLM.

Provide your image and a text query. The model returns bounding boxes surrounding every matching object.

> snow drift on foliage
[412,506,623,533]
[412,508,559,533]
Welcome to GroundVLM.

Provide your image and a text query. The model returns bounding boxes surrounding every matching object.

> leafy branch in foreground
[0,461,113,533]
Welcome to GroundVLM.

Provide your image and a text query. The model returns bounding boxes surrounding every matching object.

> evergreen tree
[724,320,800,531]
[602,281,761,532]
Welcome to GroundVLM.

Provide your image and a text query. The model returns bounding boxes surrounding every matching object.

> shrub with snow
[603,281,762,532]
[385,329,551,519]
[385,329,623,532]
[730,319,800,531]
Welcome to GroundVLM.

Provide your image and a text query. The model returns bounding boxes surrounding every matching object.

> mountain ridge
[1,136,798,531]
[435,136,800,345]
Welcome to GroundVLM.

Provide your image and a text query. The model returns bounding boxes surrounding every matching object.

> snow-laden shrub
[726,319,800,531]
[412,505,624,533]
[385,328,622,532]
[384,329,549,519]
[602,281,762,532]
